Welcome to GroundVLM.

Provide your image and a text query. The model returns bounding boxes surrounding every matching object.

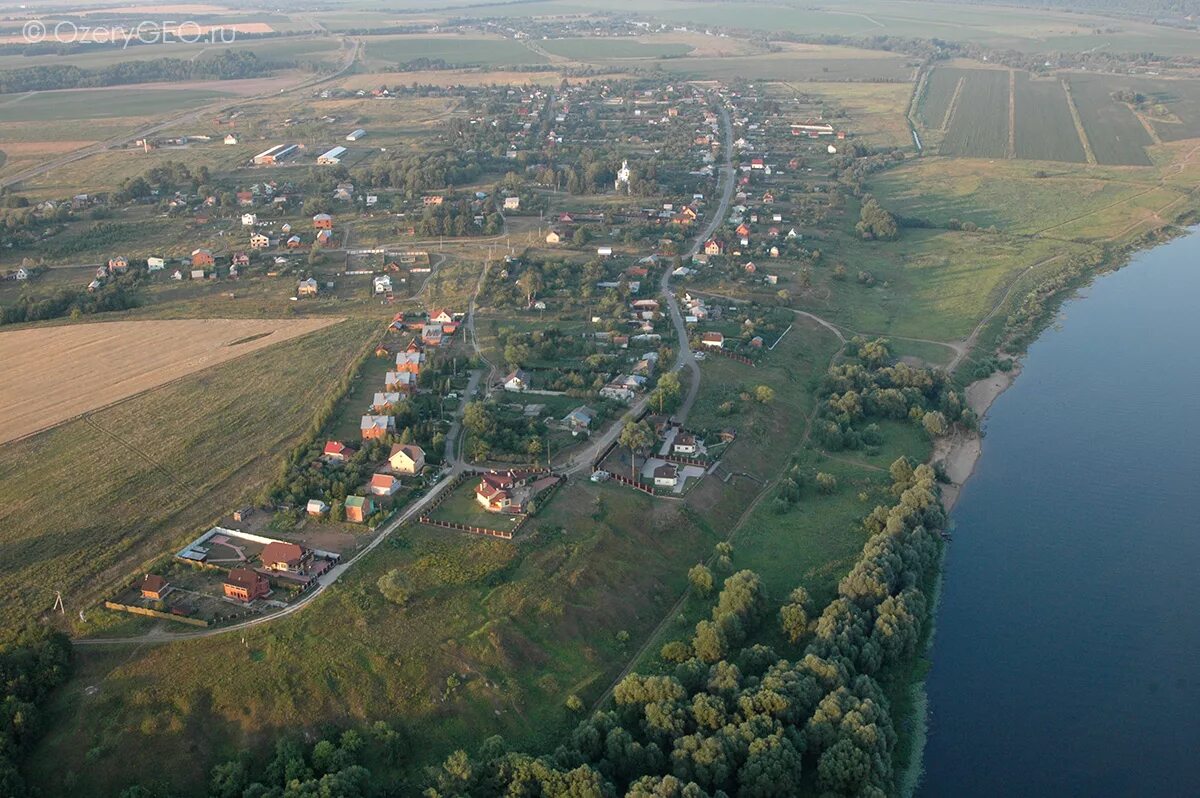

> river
[918,227,1200,797]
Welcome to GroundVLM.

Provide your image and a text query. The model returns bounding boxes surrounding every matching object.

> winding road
[76,96,738,647]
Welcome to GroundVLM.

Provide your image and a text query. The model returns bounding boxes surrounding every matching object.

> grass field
[363,35,548,67]
[0,317,372,634]
[456,0,1200,56]
[660,48,916,82]
[30,480,716,796]
[0,87,233,122]
[871,158,1187,239]
[795,227,1089,341]
[538,37,692,59]
[0,317,340,444]
[780,81,914,148]
[0,36,342,71]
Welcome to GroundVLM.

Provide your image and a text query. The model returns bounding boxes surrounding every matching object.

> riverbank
[932,364,1021,511]
[914,222,1200,795]
[897,363,1019,796]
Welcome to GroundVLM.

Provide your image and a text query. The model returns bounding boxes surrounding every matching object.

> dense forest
[0,50,275,94]
[0,628,73,798]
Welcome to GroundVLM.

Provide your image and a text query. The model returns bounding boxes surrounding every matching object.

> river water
[919,228,1200,797]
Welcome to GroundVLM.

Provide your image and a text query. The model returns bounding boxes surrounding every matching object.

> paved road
[555,101,735,475]
[72,96,737,646]
[77,296,488,648]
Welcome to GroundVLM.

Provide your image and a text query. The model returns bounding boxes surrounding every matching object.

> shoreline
[932,363,1021,512]
[897,363,1020,797]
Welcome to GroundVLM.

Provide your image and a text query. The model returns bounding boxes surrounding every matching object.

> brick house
[224,568,270,602]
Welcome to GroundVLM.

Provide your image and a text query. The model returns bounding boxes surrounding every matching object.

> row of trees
[0,268,143,326]
[0,50,272,94]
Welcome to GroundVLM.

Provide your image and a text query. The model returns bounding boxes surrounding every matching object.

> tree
[688,563,715,596]
[855,197,898,241]
[619,420,655,481]
[753,385,775,404]
[922,410,947,437]
[517,269,542,307]
[780,586,811,644]
[816,472,838,495]
[377,569,410,606]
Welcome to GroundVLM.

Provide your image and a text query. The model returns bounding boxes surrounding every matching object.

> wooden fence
[609,471,657,495]
[708,347,756,366]
[103,601,210,627]
[418,517,514,540]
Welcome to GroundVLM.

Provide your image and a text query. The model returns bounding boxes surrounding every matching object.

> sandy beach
[933,364,1022,511]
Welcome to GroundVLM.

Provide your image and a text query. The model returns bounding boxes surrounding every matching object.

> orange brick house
[223,568,270,602]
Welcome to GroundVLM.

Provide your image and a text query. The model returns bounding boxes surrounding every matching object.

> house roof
[654,463,678,478]
[262,541,303,567]
[389,443,424,461]
[702,332,725,342]
[225,568,265,590]
[361,415,394,431]
[370,473,398,489]
[345,495,370,509]
[141,574,169,593]
[324,440,352,457]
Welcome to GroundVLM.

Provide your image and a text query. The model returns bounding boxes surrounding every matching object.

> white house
[147,256,165,271]
[597,246,613,257]
[503,196,520,210]
[503,368,531,392]
[388,444,425,475]
[672,434,698,455]
[241,213,257,227]
[14,268,29,280]
[653,463,679,488]
[345,128,366,142]
[373,275,393,295]
[224,133,239,145]
[306,499,329,517]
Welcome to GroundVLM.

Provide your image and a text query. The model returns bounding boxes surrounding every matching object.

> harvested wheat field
[0,317,340,444]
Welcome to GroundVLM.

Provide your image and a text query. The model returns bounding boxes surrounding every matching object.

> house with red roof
[323,440,355,463]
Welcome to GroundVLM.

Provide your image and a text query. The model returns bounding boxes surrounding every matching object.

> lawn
[427,477,524,533]
[0,317,374,634]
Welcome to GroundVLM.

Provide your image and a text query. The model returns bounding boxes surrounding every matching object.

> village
[5,70,859,632]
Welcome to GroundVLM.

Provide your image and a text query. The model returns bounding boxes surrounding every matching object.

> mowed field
[0,317,372,633]
[917,65,1200,166]
[0,317,340,444]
